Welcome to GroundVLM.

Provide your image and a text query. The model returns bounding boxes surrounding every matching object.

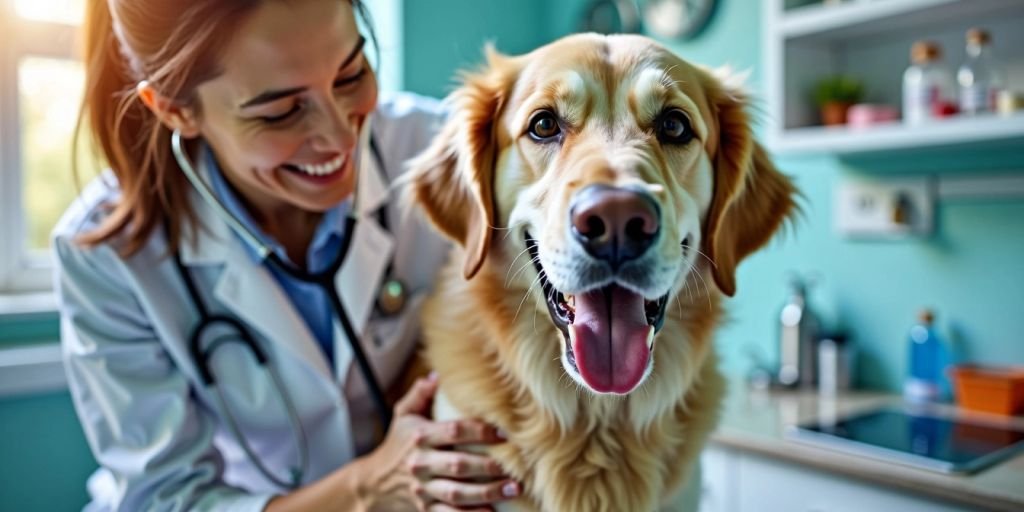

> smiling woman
[52,0,522,510]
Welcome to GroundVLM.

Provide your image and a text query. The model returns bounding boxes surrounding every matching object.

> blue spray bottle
[903,309,949,403]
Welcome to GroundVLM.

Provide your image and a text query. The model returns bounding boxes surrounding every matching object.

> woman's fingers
[419,478,520,507]
[395,374,439,417]
[415,419,506,448]
[407,450,507,480]
[427,505,493,512]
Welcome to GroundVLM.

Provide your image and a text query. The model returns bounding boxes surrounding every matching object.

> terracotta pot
[821,101,852,126]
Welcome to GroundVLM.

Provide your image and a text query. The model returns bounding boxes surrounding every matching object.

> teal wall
[403,0,548,99]
[0,392,94,510]
[651,1,1024,390]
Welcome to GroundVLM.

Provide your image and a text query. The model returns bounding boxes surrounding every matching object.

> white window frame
[364,0,403,94]
[0,1,400,296]
[0,4,80,295]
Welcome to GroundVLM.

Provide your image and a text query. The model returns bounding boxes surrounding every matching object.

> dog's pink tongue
[570,285,652,394]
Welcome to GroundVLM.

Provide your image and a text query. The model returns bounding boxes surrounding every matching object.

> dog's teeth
[646,327,655,349]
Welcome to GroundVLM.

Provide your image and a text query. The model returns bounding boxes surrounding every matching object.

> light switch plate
[834,176,934,239]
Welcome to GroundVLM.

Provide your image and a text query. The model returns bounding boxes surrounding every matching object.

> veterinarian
[54,0,519,510]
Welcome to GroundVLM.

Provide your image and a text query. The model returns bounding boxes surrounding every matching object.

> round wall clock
[643,0,718,40]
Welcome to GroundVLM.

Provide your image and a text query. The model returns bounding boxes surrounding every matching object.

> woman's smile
[281,152,350,186]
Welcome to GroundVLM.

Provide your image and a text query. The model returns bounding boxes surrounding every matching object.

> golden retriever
[405,33,796,511]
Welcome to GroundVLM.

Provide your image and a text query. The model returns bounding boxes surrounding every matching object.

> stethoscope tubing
[172,249,309,490]
[264,223,393,429]
[170,128,394,488]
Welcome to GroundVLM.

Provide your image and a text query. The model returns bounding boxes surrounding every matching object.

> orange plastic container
[950,365,1024,416]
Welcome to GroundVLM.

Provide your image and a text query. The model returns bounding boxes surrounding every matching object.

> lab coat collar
[333,117,395,384]
[177,119,394,387]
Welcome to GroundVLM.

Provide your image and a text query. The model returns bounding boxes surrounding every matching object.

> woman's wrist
[263,459,366,512]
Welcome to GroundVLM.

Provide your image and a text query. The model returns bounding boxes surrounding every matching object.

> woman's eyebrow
[238,35,367,109]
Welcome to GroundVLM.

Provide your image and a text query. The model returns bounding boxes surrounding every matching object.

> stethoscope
[169,124,403,489]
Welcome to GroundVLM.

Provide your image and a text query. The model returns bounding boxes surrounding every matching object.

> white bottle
[902,41,955,125]
[957,28,1004,115]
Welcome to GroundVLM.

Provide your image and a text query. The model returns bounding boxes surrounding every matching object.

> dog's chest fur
[422,251,726,512]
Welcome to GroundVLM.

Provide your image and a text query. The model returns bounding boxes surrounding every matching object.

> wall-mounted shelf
[765,0,1024,157]
[781,0,1024,42]
[773,113,1024,155]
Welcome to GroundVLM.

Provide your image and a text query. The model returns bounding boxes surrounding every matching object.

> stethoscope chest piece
[376,277,407,316]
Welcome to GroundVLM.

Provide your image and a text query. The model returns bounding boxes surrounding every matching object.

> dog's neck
[423,252,726,511]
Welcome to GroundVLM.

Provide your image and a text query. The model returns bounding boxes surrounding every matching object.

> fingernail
[502,481,519,497]
[427,371,439,382]
[495,428,509,440]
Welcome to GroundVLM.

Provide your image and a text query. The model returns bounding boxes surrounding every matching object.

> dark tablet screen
[792,409,1024,473]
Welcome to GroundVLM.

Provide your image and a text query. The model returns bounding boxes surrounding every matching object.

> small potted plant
[813,75,864,126]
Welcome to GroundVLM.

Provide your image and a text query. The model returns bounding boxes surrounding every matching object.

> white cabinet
[763,0,1024,155]
[700,445,976,512]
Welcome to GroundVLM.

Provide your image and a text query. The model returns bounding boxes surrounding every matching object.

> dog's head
[408,34,795,396]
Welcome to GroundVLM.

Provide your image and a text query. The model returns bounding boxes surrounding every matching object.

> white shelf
[781,0,1024,43]
[772,113,1024,155]
[764,0,1024,157]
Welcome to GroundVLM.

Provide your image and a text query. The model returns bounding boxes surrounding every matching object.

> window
[0,0,403,296]
[1,0,91,294]
[363,0,403,95]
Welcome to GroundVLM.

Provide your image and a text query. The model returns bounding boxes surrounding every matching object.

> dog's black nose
[570,184,660,268]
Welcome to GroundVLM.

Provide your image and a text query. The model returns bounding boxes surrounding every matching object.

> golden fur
[405,34,796,511]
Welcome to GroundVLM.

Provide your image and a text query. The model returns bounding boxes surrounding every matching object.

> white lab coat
[54,93,451,511]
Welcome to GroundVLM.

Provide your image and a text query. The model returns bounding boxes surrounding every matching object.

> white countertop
[709,386,1024,512]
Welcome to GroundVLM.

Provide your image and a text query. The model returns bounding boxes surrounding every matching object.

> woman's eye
[261,103,303,124]
[656,109,694,144]
[333,67,367,89]
[528,110,561,141]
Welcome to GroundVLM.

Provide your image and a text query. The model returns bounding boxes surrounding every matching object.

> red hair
[75,0,373,255]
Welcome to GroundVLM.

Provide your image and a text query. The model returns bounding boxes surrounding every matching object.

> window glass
[18,57,95,253]
[14,0,85,25]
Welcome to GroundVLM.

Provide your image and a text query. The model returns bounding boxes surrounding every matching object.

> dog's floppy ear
[701,69,797,297]
[406,47,519,280]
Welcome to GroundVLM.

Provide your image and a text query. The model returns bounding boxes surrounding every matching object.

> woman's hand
[351,374,520,511]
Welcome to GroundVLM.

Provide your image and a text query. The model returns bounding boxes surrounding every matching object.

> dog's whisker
[682,274,694,305]
[486,222,514,232]
[682,244,717,270]
[504,246,535,287]
[505,259,537,289]
[513,272,545,323]
[689,264,714,312]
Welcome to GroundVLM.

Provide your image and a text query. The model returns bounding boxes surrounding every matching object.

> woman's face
[193,0,377,219]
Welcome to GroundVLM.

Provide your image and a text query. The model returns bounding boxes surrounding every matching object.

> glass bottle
[777,275,819,389]
[902,41,955,125]
[957,28,1004,115]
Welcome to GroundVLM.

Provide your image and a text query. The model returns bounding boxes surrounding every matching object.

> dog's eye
[656,109,694,145]
[528,111,561,141]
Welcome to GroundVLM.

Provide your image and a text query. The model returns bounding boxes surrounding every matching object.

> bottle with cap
[957,28,1005,115]
[776,274,820,389]
[902,41,955,124]
[903,309,949,403]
